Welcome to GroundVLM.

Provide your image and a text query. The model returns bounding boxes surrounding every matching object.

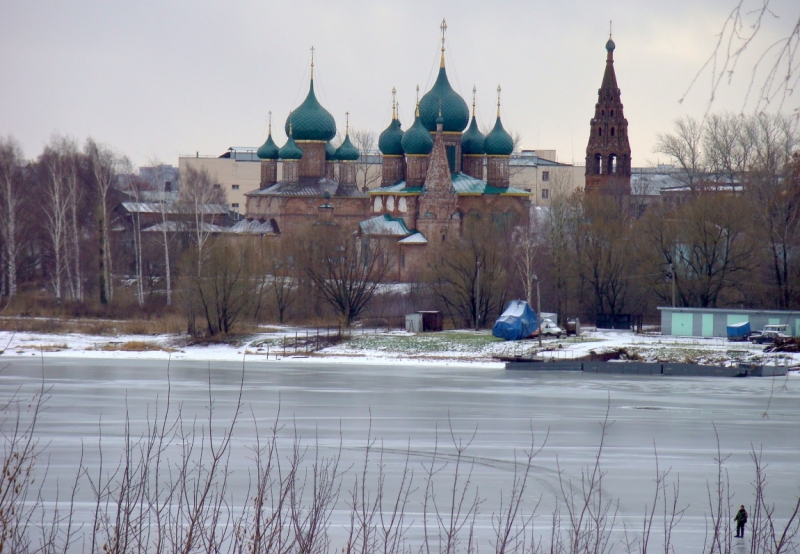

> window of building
[610,127,615,136]
[231,203,239,209]
[401,253,406,268]
[610,154,618,174]
[542,188,550,199]
[542,171,550,182]
[232,184,240,190]
[611,109,614,116]
[164,181,172,192]
[598,128,602,136]
[213,184,221,189]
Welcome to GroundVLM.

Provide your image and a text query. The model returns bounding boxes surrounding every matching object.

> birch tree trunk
[160,196,172,306]
[0,138,24,299]
[67,154,82,302]
[86,140,117,304]
[43,146,70,305]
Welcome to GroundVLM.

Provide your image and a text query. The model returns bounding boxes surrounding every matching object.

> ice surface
[1,357,798,552]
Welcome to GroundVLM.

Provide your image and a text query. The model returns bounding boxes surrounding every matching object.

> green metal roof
[284,80,337,142]
[257,133,280,160]
[325,141,337,160]
[461,116,485,155]
[379,118,404,155]
[401,113,433,155]
[484,116,514,156]
[419,67,469,132]
[335,134,360,161]
[278,135,303,160]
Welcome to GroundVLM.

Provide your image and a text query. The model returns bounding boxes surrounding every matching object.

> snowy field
[1,326,798,371]
[1,357,798,553]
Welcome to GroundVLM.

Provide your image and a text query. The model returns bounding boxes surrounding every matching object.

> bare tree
[574,198,633,318]
[655,116,706,189]
[682,0,800,113]
[539,168,580,325]
[263,239,297,323]
[120,158,145,305]
[86,138,120,304]
[41,138,74,305]
[186,237,264,336]
[428,217,513,329]
[512,221,539,309]
[0,137,25,299]
[179,166,226,275]
[350,129,381,191]
[300,225,392,326]
[143,160,175,305]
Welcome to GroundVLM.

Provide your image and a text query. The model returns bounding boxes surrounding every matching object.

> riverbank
[1,325,799,371]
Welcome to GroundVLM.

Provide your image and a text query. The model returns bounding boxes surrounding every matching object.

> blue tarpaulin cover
[726,321,751,339]
[492,300,539,341]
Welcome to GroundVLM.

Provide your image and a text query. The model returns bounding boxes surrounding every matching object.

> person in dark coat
[734,505,748,537]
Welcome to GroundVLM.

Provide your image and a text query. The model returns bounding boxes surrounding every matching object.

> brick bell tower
[585,30,631,196]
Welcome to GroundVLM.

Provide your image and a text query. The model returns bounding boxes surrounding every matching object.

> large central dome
[419,66,469,133]
[284,80,337,142]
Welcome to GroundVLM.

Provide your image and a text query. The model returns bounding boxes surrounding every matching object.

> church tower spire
[585,30,631,196]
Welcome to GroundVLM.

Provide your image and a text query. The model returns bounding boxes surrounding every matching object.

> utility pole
[670,263,676,307]
[535,274,542,347]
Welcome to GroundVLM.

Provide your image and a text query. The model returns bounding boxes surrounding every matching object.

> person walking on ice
[735,505,748,538]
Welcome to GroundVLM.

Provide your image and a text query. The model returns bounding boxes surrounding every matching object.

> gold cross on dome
[268,110,272,134]
[496,85,502,117]
[345,111,350,134]
[440,19,447,50]
[472,85,477,116]
[310,46,315,79]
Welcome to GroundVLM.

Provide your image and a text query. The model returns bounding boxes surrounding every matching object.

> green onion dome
[461,116,484,155]
[325,141,337,160]
[419,67,469,133]
[484,116,514,156]
[257,133,280,160]
[401,108,434,155]
[278,135,303,160]
[379,118,404,155]
[335,134,360,161]
[284,80,337,142]
[606,38,615,52]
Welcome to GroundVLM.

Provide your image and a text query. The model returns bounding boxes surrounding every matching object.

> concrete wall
[509,164,584,207]
[659,307,800,338]
[179,156,263,214]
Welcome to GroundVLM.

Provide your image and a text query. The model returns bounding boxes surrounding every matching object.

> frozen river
[1,357,798,552]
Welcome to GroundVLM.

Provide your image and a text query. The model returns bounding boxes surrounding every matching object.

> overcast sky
[1,0,798,169]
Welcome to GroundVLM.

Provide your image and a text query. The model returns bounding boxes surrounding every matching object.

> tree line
[1,112,799,334]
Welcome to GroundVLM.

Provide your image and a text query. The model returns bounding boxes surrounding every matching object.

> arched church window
[595,154,603,174]
[610,127,615,136]
[609,154,618,174]
[611,109,614,116]
[601,110,605,115]
[598,128,602,136]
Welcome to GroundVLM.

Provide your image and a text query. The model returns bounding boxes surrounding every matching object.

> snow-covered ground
[1,326,798,370]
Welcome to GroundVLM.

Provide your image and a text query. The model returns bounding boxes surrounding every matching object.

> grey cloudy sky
[1,0,798,168]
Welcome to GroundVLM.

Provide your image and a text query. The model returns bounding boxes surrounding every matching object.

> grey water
[2,357,798,552]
